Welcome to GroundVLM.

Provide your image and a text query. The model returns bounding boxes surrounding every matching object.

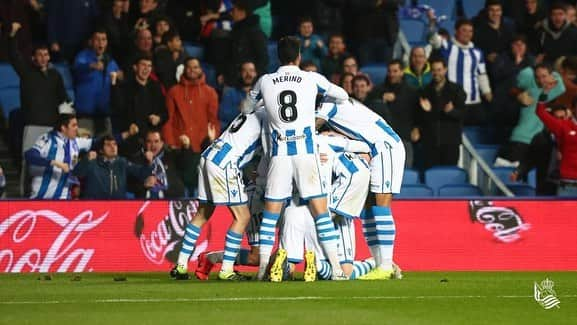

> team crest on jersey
[231,189,238,197]
[468,200,530,243]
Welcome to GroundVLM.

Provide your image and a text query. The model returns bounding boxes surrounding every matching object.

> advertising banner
[1,200,576,272]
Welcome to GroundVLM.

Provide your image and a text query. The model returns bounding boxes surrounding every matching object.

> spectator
[430,18,493,126]
[74,135,154,199]
[154,30,187,89]
[152,15,172,48]
[513,0,546,53]
[403,46,432,90]
[218,61,258,130]
[416,58,467,169]
[165,0,201,43]
[101,0,132,68]
[124,28,154,75]
[296,16,328,71]
[163,57,220,152]
[321,34,349,82]
[490,35,535,142]
[473,0,515,68]
[349,0,401,65]
[111,55,167,156]
[369,59,420,167]
[130,0,163,30]
[340,72,355,96]
[24,113,92,199]
[73,28,121,137]
[8,23,68,155]
[535,2,577,65]
[223,0,268,85]
[254,0,272,38]
[536,94,577,196]
[46,0,100,62]
[567,4,577,27]
[496,63,566,166]
[130,129,200,198]
[310,0,345,38]
[551,55,577,115]
[351,74,372,103]
[512,104,570,195]
[300,61,319,72]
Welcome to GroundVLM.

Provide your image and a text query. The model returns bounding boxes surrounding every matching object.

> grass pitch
[1,272,576,324]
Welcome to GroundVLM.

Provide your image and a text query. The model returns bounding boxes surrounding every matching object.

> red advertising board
[1,200,576,272]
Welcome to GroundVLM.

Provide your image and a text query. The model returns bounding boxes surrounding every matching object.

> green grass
[1,272,576,325]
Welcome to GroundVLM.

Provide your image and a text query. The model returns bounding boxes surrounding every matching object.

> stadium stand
[420,0,456,19]
[398,184,434,197]
[0,64,19,89]
[402,168,420,184]
[475,144,499,165]
[462,0,484,18]
[183,42,205,60]
[54,63,74,90]
[438,184,483,197]
[508,184,537,197]
[0,87,21,120]
[424,166,468,195]
[360,64,388,85]
[267,42,280,73]
[399,19,426,45]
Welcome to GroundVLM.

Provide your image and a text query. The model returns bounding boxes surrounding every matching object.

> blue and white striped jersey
[439,39,487,105]
[249,65,348,157]
[202,109,265,169]
[27,131,93,199]
[316,99,402,157]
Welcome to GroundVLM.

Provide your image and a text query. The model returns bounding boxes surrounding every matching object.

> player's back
[317,99,401,155]
[256,66,325,156]
[202,109,264,168]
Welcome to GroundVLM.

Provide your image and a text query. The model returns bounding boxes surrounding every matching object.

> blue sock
[314,212,339,257]
[259,210,280,259]
[350,259,376,280]
[361,209,380,264]
[177,223,201,266]
[221,230,242,272]
[372,206,395,269]
[317,260,333,280]
[235,248,252,265]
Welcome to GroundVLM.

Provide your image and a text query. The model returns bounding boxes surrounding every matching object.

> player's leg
[350,258,377,280]
[334,216,356,277]
[364,143,405,279]
[257,156,292,280]
[274,204,309,282]
[297,154,346,280]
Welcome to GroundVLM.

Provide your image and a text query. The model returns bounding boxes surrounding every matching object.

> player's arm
[313,72,349,102]
[323,134,371,153]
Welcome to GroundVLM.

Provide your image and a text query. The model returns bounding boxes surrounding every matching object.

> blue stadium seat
[491,166,516,185]
[398,184,434,197]
[475,144,499,165]
[462,0,484,19]
[0,87,21,120]
[438,19,456,36]
[419,0,456,19]
[267,42,280,73]
[402,168,420,184]
[0,63,20,89]
[399,19,426,45]
[183,42,205,60]
[360,64,387,85]
[66,89,75,103]
[508,184,536,197]
[438,184,482,197]
[424,166,468,194]
[54,63,74,90]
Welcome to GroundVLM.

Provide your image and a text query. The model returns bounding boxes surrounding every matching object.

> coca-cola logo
[135,200,206,265]
[0,209,108,272]
[469,200,531,243]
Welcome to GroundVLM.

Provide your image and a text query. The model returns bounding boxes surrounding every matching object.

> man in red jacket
[163,57,220,152]
[536,94,577,196]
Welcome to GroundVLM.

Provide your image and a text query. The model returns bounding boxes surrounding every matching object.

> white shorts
[197,157,248,205]
[370,142,406,194]
[265,154,326,201]
[330,154,370,218]
[334,217,355,264]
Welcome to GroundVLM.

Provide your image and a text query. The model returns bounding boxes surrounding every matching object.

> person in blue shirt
[296,17,328,72]
[218,61,258,130]
[73,28,121,137]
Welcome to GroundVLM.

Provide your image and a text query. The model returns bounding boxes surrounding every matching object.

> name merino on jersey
[250,65,348,157]
[202,110,265,169]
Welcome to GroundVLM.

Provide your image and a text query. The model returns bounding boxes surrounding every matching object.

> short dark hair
[388,59,404,70]
[91,27,108,38]
[298,16,314,25]
[161,30,180,45]
[339,72,355,84]
[98,134,117,152]
[31,42,49,55]
[277,36,301,65]
[429,57,447,68]
[328,33,345,42]
[133,53,152,65]
[485,0,502,9]
[550,2,567,13]
[54,114,76,132]
[455,18,474,30]
[300,60,318,70]
[146,127,163,138]
[511,34,527,44]
[534,62,553,73]
[232,0,252,12]
[184,56,200,66]
[352,74,371,85]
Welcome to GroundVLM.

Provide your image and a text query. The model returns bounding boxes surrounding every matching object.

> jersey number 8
[278,90,298,122]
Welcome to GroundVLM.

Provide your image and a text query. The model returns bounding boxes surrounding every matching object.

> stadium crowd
[0,0,576,199]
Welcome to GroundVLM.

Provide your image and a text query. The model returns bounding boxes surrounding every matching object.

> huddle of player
[170,36,405,281]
